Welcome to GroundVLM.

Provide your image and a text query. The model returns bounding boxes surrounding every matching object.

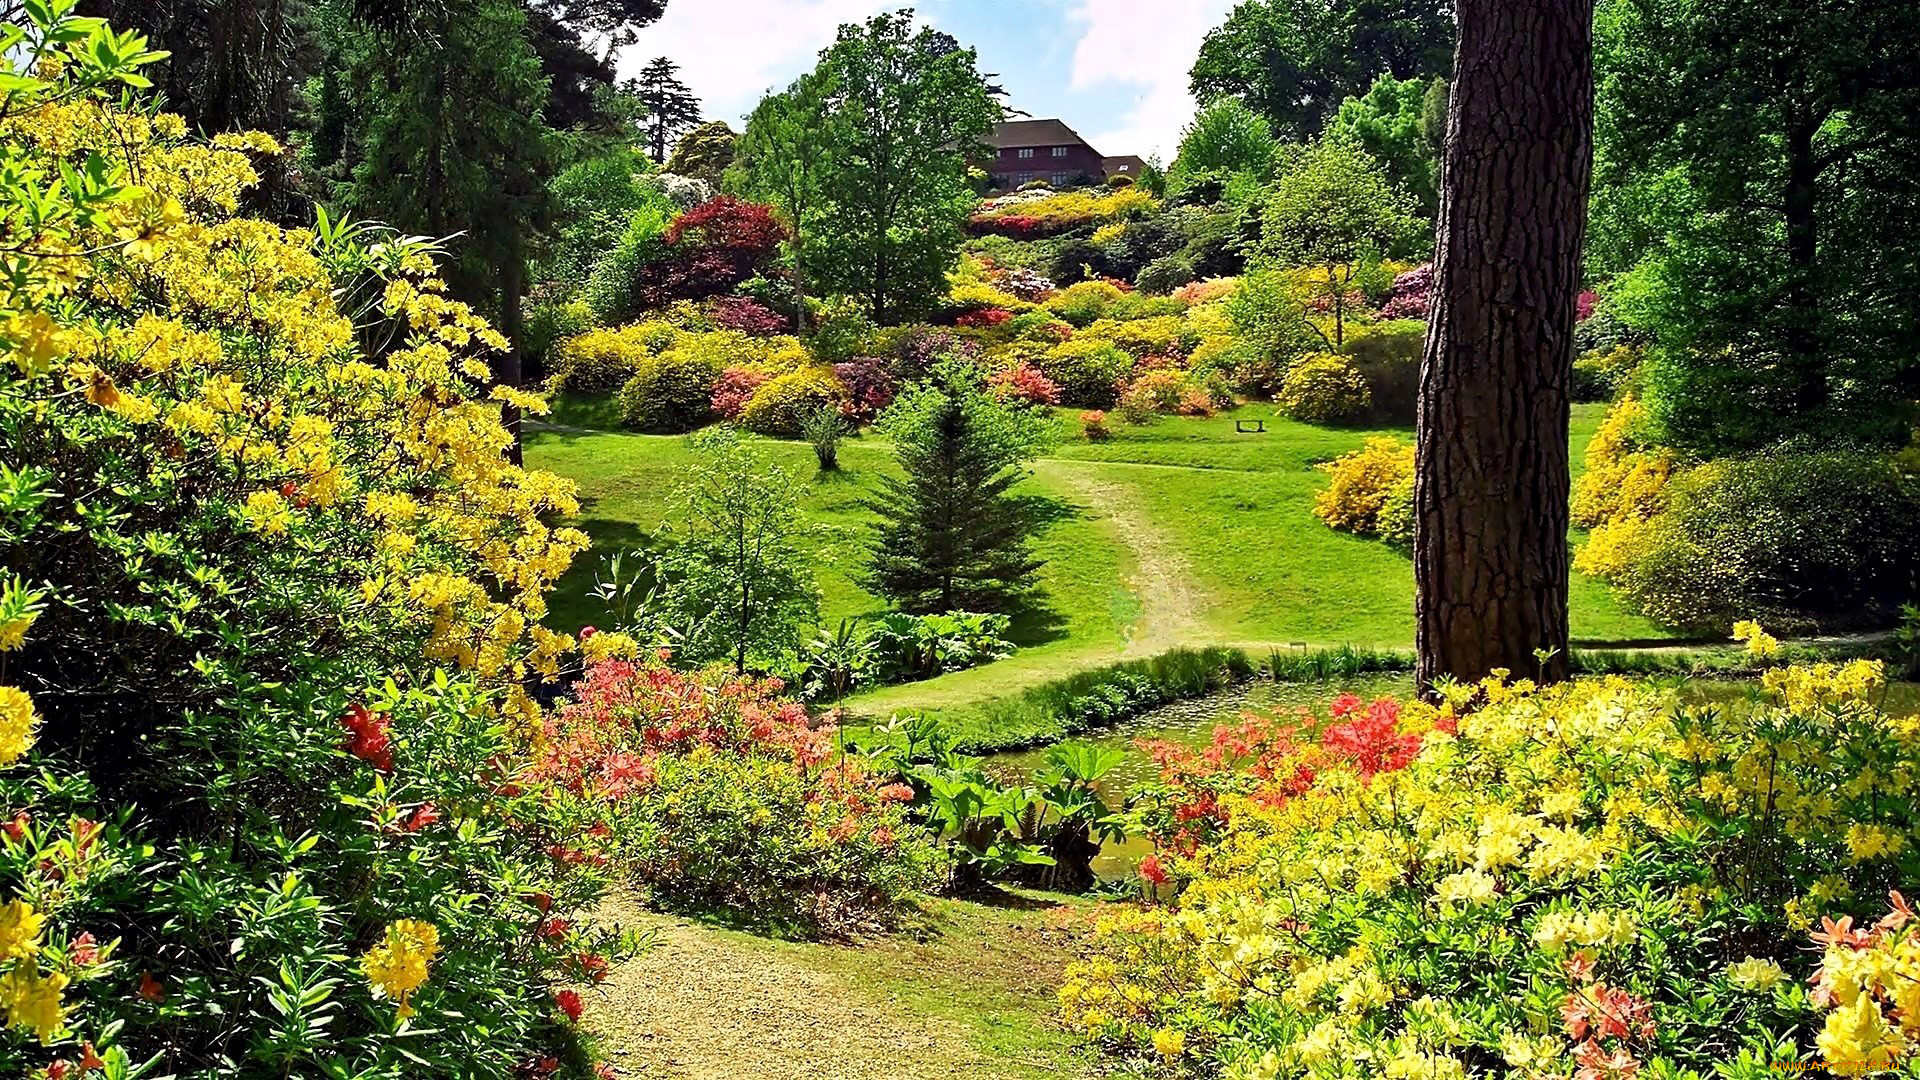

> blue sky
[612,0,1237,161]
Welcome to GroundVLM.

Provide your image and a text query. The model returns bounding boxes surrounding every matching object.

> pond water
[986,674,1920,881]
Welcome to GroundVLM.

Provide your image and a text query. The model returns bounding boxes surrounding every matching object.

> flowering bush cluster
[969,188,1158,237]
[1064,652,1920,1078]
[1276,352,1372,422]
[532,659,941,938]
[0,10,639,1073]
[1313,437,1415,544]
[1574,398,1920,630]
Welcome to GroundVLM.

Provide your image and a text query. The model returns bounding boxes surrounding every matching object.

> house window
[1052,172,1072,187]
[1051,146,1069,158]
[1017,148,1035,159]
[1014,172,1034,185]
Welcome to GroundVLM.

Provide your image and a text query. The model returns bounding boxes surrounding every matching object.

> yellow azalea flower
[0,687,38,766]
[1151,1027,1185,1060]
[0,899,46,961]
[1732,619,1781,659]
[1727,956,1786,991]
[0,612,35,652]
[362,919,439,1018]
[0,961,68,1044]
[240,490,293,535]
[1434,869,1497,908]
[1817,994,1904,1067]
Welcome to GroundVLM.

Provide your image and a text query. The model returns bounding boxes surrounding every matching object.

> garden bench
[1235,418,1266,434]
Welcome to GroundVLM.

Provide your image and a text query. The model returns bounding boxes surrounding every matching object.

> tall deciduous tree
[1414,0,1593,688]
[631,55,700,162]
[1591,0,1920,455]
[1191,0,1454,141]
[731,69,837,329]
[808,10,1000,325]
[866,362,1049,614]
[1259,138,1419,346]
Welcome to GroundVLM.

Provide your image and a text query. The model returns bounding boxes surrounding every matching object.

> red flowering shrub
[832,358,898,423]
[1577,288,1599,322]
[708,295,789,335]
[988,361,1061,407]
[955,307,1013,329]
[531,660,941,938]
[640,196,786,305]
[709,366,769,420]
[1135,693,1436,856]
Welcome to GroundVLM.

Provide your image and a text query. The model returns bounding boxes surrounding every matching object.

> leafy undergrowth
[583,888,1122,1080]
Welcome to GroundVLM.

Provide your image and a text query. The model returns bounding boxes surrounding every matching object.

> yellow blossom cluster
[1063,662,1920,1074]
[361,919,440,1020]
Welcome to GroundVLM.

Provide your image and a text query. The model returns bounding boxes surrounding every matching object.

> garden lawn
[525,400,1677,714]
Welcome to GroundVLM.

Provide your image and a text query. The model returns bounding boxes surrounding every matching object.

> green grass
[524,396,1682,721]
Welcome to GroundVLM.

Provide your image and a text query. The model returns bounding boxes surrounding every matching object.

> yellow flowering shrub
[1278,352,1371,423]
[1066,658,1920,1077]
[1314,437,1413,539]
[0,6,630,1074]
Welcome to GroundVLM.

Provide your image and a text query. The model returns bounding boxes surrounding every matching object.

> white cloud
[614,0,897,127]
[1065,0,1235,160]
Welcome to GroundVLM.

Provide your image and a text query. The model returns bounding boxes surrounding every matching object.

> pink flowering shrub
[988,361,1062,407]
[832,358,898,423]
[533,660,941,938]
[709,366,769,420]
[1379,263,1433,319]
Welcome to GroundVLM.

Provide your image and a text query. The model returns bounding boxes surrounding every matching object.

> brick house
[985,119,1136,190]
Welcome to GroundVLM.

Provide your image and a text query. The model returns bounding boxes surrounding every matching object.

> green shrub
[582,190,678,323]
[1045,280,1127,327]
[1340,318,1424,421]
[546,660,941,939]
[1277,352,1372,422]
[524,298,594,373]
[616,345,720,431]
[740,368,848,436]
[857,612,1016,685]
[1040,338,1134,407]
[1136,254,1196,295]
[1105,292,1189,320]
[1615,451,1920,630]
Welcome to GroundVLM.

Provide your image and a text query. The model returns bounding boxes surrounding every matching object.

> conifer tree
[866,362,1049,614]
[633,55,700,163]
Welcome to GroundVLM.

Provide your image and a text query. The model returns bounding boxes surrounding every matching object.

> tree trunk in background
[1414,0,1593,690]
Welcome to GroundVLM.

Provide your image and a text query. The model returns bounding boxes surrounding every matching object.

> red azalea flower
[70,932,98,966]
[45,1061,69,1079]
[578,626,597,641]
[1139,854,1168,885]
[405,804,441,831]
[540,917,570,941]
[554,988,584,1023]
[3,812,27,841]
[138,972,165,1002]
[79,1043,104,1072]
[576,952,609,983]
[531,891,553,913]
[341,704,394,772]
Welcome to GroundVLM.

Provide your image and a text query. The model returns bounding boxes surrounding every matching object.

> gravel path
[584,894,1028,1080]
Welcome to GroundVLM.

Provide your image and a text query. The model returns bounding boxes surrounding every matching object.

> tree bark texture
[1414,0,1593,690]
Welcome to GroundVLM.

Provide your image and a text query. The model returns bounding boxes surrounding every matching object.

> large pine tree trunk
[1414,0,1594,690]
